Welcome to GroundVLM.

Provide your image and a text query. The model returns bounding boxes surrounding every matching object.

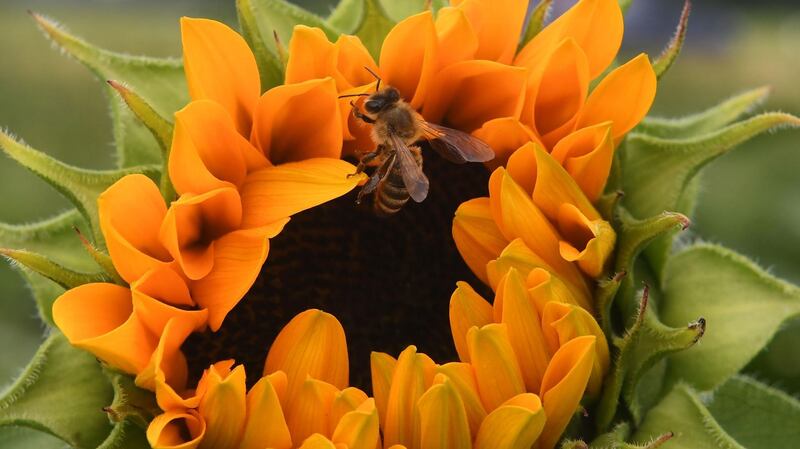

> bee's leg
[356,171,382,204]
[350,100,375,124]
[409,146,423,166]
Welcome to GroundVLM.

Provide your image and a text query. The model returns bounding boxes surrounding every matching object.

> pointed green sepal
[519,0,553,51]
[31,12,187,167]
[596,286,705,430]
[101,368,159,430]
[0,130,159,245]
[237,0,287,90]
[354,0,397,60]
[74,227,125,285]
[652,0,690,80]
[0,332,114,449]
[0,248,107,289]
[591,422,673,449]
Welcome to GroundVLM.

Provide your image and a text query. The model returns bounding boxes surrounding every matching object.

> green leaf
[652,0,690,80]
[0,248,107,289]
[661,244,800,391]
[237,0,288,90]
[245,0,340,60]
[706,376,800,449]
[0,426,69,449]
[0,210,92,270]
[16,270,65,326]
[636,87,771,139]
[519,0,553,51]
[328,0,365,34]
[591,422,673,449]
[355,0,396,60]
[377,0,427,22]
[0,130,160,246]
[96,420,149,449]
[101,369,159,430]
[32,13,188,168]
[0,333,114,449]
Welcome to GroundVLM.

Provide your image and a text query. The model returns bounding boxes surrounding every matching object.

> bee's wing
[419,121,495,164]
[389,133,429,203]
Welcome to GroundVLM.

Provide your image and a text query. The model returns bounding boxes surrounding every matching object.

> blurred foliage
[0,0,798,398]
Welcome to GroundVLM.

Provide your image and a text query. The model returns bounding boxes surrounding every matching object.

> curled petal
[472,119,541,170]
[330,388,369,432]
[449,281,493,363]
[147,410,206,449]
[531,146,600,222]
[251,78,343,164]
[331,398,380,449]
[466,324,526,411]
[486,239,553,293]
[418,376,472,449]
[99,174,171,283]
[135,318,193,409]
[383,346,431,448]
[286,26,347,89]
[181,18,260,136]
[454,0,529,64]
[526,268,586,315]
[335,35,379,87]
[452,197,508,285]
[557,204,616,277]
[550,122,615,202]
[474,393,545,449]
[505,142,540,195]
[239,374,293,449]
[539,335,596,449]
[370,351,397,429]
[131,267,208,336]
[53,283,156,374]
[436,363,487,436]
[380,11,438,109]
[423,61,527,132]
[285,378,338,444]
[264,309,349,396]
[198,364,247,449]
[435,7,478,68]
[576,54,657,142]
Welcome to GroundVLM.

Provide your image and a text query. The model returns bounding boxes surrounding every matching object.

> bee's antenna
[364,66,381,91]
[338,93,370,99]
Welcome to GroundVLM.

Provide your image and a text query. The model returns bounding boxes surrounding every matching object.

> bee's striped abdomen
[374,164,410,216]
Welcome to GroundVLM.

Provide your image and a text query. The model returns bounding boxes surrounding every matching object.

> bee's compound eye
[365,99,383,113]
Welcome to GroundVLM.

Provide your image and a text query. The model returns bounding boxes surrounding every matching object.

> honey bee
[343,68,494,216]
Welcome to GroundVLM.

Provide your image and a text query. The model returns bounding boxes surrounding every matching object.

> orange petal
[539,335,596,449]
[452,197,508,285]
[331,398,380,449]
[298,434,337,449]
[136,319,197,411]
[423,60,527,133]
[417,376,473,449]
[472,118,541,170]
[330,388,369,432]
[190,227,273,331]
[147,410,206,449]
[541,301,610,396]
[380,11,438,109]
[495,268,551,394]
[531,146,600,222]
[434,7,478,69]
[383,346,431,448]
[526,268,586,315]
[181,18,259,136]
[240,158,362,229]
[557,203,616,277]
[370,351,397,430]
[550,122,615,202]
[436,362,487,436]
[170,100,266,196]
[131,267,208,336]
[449,281,493,363]
[505,142,540,195]
[285,378,338,444]
[239,374,293,449]
[251,78,343,164]
[575,54,657,142]
[485,239,554,292]
[264,309,349,397]
[335,35,379,87]
[53,283,157,374]
[473,393,545,449]
[466,324,526,411]
[285,26,347,89]
[159,188,243,280]
[515,0,623,80]
[455,0,529,64]
[99,174,172,283]
[198,363,247,449]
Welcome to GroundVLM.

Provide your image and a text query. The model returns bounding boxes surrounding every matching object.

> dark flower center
[184,154,491,389]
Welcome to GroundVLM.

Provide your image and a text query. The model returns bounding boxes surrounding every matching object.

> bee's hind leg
[348,149,380,178]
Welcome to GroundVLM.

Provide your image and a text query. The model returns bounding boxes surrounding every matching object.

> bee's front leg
[350,100,375,124]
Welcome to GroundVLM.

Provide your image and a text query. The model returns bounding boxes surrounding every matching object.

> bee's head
[365,87,401,114]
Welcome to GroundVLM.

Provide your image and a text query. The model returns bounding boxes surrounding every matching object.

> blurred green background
[0,0,798,394]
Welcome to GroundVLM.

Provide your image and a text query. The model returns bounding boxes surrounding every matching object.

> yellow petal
[531,146,600,222]
[575,54,657,142]
[471,118,541,170]
[473,393,545,449]
[526,268,586,315]
[285,26,347,89]
[504,142,539,195]
[238,374,293,449]
[449,281,493,363]
[335,35,379,87]
[131,267,208,336]
[515,0,623,80]
[170,100,267,196]
[370,351,397,430]
[298,434,338,449]
[53,283,157,374]
[454,0,528,64]
[147,410,206,449]
[135,317,192,399]
[539,335,596,449]
[380,11,438,109]
[434,7,478,69]
[99,174,172,283]
[330,388,369,432]
[417,375,473,449]
[496,268,551,394]
[285,378,338,444]
[240,158,362,229]
[251,78,343,164]
[485,238,553,293]
[181,18,259,136]
[435,363,487,437]
[331,398,380,449]
[466,324,526,411]
[541,301,610,396]
[198,364,247,449]
[383,346,430,448]
[452,197,508,285]
[557,203,616,277]
[550,121,614,202]
[264,309,349,397]
[422,60,527,132]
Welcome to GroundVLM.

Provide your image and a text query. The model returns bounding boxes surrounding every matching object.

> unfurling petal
[485,238,553,292]
[418,375,473,449]
[575,54,657,142]
[331,398,380,449]
[285,378,338,444]
[449,281,493,363]
[526,268,586,315]
[131,267,208,335]
[452,197,508,285]
[238,373,293,449]
[99,174,172,283]
[435,7,478,69]
[550,122,615,202]
[472,119,541,170]
[435,363,487,437]
[53,283,156,374]
[286,26,346,88]
[466,324,526,411]
[136,318,196,411]
[251,78,343,164]
[298,434,337,449]
[370,351,397,429]
[505,142,540,194]
[198,364,247,449]
[453,0,528,64]
[147,410,206,449]
[330,388,369,432]
[264,309,349,396]
[539,335,596,449]
[531,146,600,222]
[473,393,545,449]
[380,11,438,109]
[335,36,379,87]
[557,204,616,277]
[181,18,260,136]
[383,346,433,448]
